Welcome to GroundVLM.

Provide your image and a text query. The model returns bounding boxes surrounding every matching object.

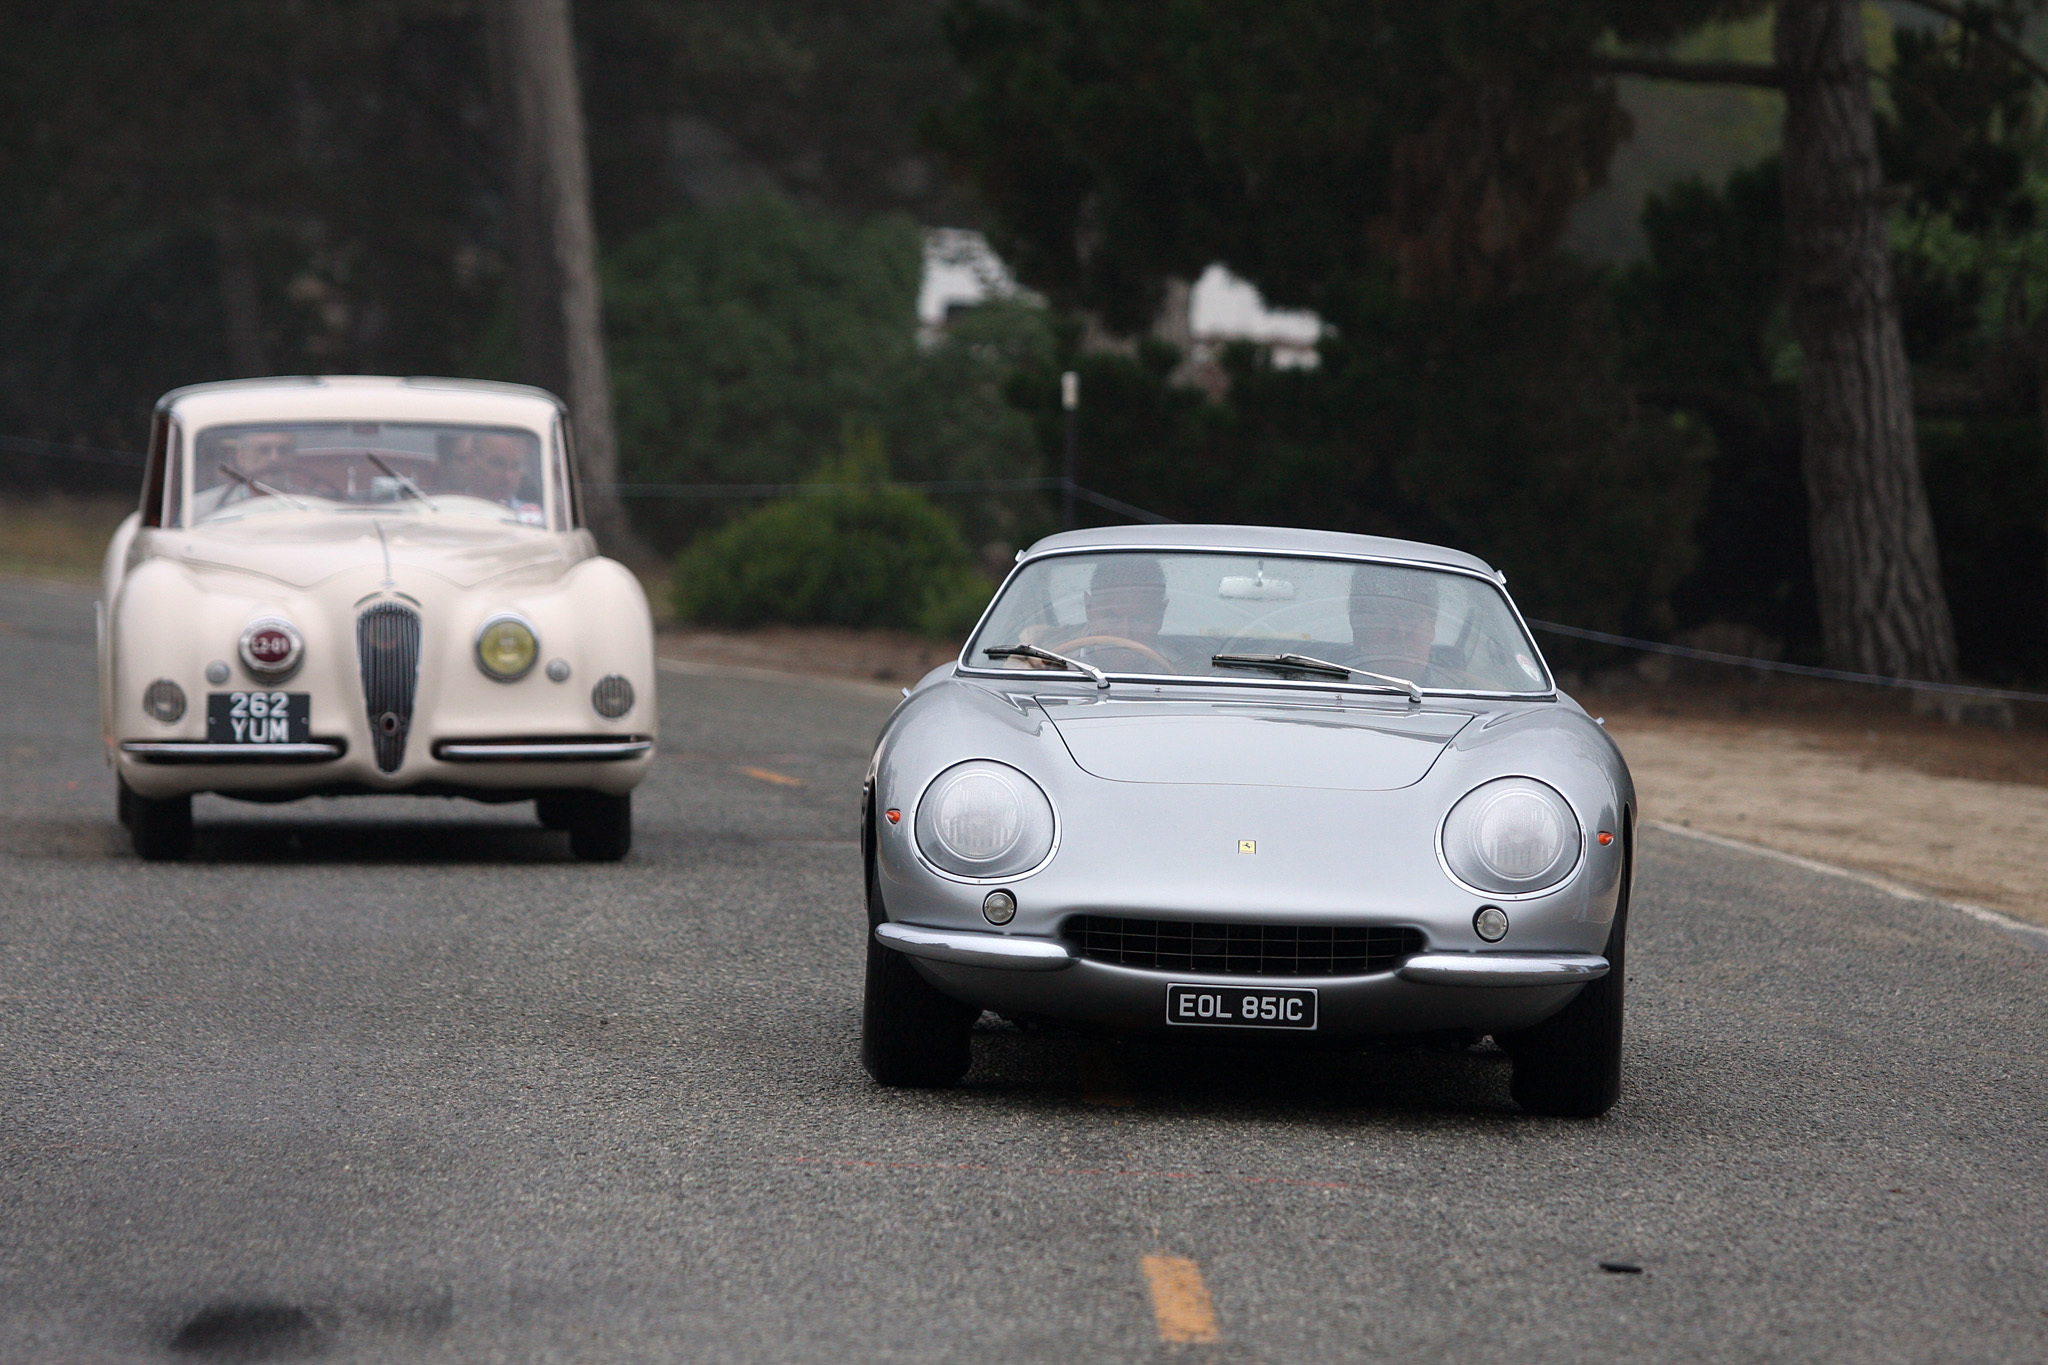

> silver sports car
[861,524,1635,1117]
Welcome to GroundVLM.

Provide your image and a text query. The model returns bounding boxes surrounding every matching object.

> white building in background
[918,229,1324,387]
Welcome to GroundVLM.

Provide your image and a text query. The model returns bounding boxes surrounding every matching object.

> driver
[1056,555,1170,670]
[192,428,296,516]
[1347,563,1439,679]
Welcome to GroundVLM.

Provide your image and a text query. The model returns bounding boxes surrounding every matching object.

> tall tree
[1775,0,1954,678]
[489,0,639,558]
[935,0,2029,678]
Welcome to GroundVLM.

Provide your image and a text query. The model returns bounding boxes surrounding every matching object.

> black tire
[567,790,631,861]
[535,793,576,831]
[1502,878,1627,1118]
[116,777,134,829]
[128,788,193,861]
[860,818,976,1087]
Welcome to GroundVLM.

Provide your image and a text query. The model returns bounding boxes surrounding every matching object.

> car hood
[171,512,574,590]
[1040,695,1474,791]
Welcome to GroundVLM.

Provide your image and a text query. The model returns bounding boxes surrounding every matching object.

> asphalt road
[3,572,2045,1363]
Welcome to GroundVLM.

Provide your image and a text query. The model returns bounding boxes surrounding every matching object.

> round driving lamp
[239,617,303,681]
[475,614,539,681]
[1440,777,1581,896]
[982,890,1018,925]
[914,760,1057,880]
[1473,906,1510,942]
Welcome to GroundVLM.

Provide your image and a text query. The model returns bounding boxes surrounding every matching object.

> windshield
[185,421,550,527]
[966,550,1552,694]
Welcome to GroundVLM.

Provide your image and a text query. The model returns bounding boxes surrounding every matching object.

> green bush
[671,459,990,639]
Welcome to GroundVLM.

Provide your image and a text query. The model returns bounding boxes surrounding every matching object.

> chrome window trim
[955,545,1557,699]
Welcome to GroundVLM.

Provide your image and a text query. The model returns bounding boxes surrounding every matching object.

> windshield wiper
[983,643,1110,690]
[216,463,307,509]
[364,453,438,510]
[1210,652,1423,703]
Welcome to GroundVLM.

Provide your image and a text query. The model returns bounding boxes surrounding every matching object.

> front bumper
[877,922,1606,1039]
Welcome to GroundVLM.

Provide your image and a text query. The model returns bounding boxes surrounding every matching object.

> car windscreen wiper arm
[1210,652,1422,703]
[983,643,1110,690]
[363,452,438,510]
[217,463,307,509]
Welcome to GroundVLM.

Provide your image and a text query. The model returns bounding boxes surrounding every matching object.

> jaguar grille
[1062,915,1424,977]
[356,602,421,773]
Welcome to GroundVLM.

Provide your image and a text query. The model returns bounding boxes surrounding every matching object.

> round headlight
[476,615,538,680]
[1441,777,1580,896]
[914,760,1057,880]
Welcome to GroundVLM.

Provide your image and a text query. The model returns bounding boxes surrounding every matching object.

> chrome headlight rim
[910,759,1060,884]
[238,616,305,682]
[1436,774,1584,900]
[474,612,540,682]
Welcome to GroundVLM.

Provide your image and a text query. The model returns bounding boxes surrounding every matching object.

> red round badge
[248,628,293,663]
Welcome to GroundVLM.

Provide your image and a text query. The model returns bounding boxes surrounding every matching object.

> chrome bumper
[1396,953,1609,987]
[874,922,1078,971]
[431,737,654,762]
[875,923,1607,988]
[120,741,344,765]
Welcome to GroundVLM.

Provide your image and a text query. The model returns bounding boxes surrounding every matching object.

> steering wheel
[1050,634,1174,671]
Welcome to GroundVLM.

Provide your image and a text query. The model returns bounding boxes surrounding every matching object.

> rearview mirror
[1219,572,1295,601]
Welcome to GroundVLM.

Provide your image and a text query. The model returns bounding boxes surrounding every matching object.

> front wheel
[567,791,631,862]
[1500,906,1626,1118]
[126,784,192,861]
[860,831,976,1086]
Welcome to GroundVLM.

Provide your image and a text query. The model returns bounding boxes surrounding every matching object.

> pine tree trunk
[487,0,644,562]
[1775,0,1957,679]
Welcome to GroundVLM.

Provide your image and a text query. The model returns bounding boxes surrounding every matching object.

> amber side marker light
[1597,830,1614,846]
[885,809,902,824]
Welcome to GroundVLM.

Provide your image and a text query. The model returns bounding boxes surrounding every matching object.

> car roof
[1019,523,1500,578]
[157,375,565,431]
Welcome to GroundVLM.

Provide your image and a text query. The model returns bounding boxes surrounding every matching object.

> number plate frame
[206,691,312,745]
[1165,982,1318,1031]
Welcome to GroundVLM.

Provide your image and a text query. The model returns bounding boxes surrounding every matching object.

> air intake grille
[591,673,635,719]
[1063,915,1424,977]
[356,602,421,773]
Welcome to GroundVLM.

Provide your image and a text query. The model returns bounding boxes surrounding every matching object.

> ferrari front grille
[1062,915,1424,977]
[356,602,421,773]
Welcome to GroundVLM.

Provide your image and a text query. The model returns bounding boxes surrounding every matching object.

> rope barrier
[1528,619,2048,706]
[8,434,2041,702]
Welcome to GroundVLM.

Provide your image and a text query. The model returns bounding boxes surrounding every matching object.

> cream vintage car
[99,375,656,861]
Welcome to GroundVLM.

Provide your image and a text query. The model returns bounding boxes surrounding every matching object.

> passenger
[444,431,542,522]
[1347,563,1439,679]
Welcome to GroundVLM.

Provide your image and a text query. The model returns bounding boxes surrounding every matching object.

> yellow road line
[1140,1254,1220,1344]
[735,765,803,786]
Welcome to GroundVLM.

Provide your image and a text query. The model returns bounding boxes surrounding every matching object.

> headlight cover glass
[476,614,539,680]
[914,760,1057,880]
[1441,777,1581,896]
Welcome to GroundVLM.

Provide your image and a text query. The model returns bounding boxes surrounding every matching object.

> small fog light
[142,678,186,724]
[545,658,571,683]
[205,660,230,685]
[1474,905,1510,942]
[982,889,1017,925]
